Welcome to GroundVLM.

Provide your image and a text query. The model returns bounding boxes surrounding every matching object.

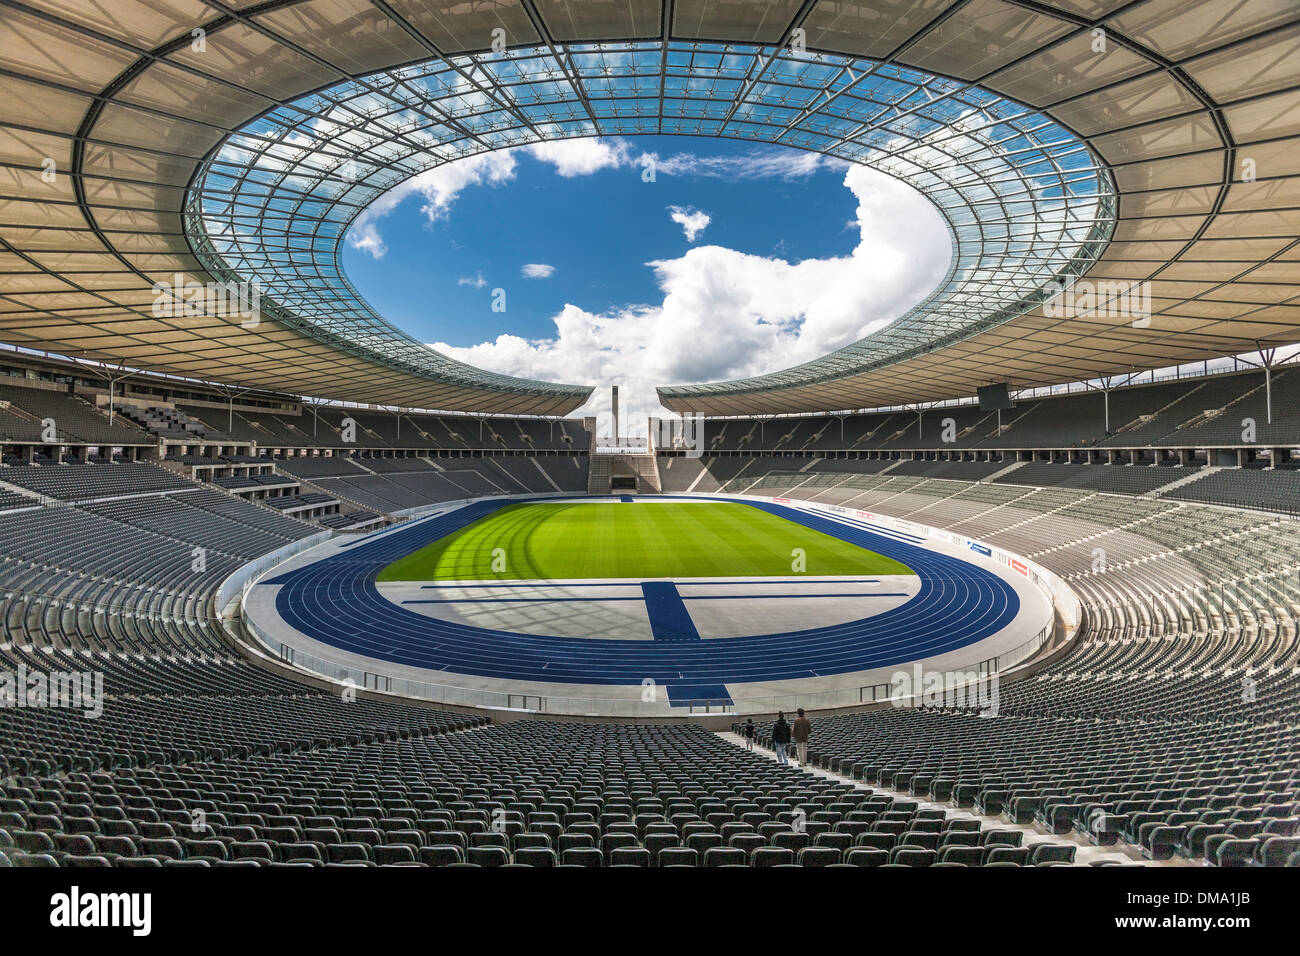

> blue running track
[263,497,1019,698]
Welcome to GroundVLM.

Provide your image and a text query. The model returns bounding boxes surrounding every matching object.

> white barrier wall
[215,529,333,619]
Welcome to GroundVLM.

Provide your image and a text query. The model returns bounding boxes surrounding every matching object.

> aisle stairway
[587,454,612,494]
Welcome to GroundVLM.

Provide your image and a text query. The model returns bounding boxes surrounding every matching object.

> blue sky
[344,138,861,347]
[343,137,952,433]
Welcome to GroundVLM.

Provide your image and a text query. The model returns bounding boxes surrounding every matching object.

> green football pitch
[376,501,914,581]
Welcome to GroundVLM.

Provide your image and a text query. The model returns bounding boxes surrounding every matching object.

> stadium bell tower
[611,385,620,446]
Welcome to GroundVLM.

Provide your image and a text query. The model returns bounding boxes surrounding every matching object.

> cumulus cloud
[348,221,388,259]
[430,163,952,436]
[525,138,632,177]
[669,206,711,242]
[346,151,518,259]
[457,272,487,289]
[521,263,555,279]
[347,140,641,260]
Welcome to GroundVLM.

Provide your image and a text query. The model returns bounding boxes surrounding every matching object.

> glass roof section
[187,39,1115,403]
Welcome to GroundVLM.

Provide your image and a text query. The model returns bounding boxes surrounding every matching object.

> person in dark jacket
[743,718,756,751]
[771,712,791,765]
[792,708,812,766]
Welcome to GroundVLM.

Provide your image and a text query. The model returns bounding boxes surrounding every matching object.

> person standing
[772,712,791,765]
[792,708,812,766]
[743,718,756,751]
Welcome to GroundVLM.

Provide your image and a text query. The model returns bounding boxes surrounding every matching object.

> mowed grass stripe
[376,502,914,582]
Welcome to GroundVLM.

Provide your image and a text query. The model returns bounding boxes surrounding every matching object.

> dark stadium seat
[939,846,985,866]
[373,845,417,866]
[1029,844,1077,866]
[657,848,700,867]
[466,846,509,868]
[562,848,603,867]
[843,848,888,867]
[704,847,748,867]
[0,362,1296,881]
[609,847,652,867]
[513,847,557,867]
[795,847,840,867]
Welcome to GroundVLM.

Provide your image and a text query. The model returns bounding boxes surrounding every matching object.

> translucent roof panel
[189,40,1113,411]
[2,0,1297,415]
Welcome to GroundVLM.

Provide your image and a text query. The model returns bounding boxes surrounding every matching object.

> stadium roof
[1,0,1298,417]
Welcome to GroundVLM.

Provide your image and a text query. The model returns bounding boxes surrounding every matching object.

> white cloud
[346,151,518,259]
[669,206,711,242]
[430,163,952,437]
[457,271,487,289]
[346,140,635,260]
[521,263,555,279]
[652,149,842,180]
[525,138,631,177]
[348,221,388,259]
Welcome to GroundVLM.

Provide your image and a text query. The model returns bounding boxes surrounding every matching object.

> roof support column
[217,386,251,434]
[1098,376,1114,435]
[1258,344,1277,425]
[82,361,138,427]
[105,373,131,426]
